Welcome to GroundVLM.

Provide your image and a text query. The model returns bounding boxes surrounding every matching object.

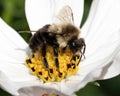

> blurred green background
[0,0,120,96]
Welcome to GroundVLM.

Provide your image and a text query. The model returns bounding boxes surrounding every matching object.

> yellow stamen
[25,46,80,82]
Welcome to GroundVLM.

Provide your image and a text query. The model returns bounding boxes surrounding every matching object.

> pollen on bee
[25,46,80,82]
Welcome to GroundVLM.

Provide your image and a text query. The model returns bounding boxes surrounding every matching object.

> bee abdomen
[29,32,43,52]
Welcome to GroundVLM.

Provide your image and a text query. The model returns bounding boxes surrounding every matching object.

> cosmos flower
[0,0,120,96]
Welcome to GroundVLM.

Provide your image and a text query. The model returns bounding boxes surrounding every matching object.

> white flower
[0,0,120,96]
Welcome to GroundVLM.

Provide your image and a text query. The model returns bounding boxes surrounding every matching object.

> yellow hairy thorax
[25,45,80,83]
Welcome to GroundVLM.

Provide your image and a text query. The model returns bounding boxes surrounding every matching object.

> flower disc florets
[25,45,80,82]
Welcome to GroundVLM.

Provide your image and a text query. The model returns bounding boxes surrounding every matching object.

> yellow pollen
[25,46,80,82]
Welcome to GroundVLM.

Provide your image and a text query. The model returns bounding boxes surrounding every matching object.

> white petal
[25,0,84,31]
[61,0,120,94]
[0,18,29,62]
[0,18,27,49]
[80,0,120,78]
[0,69,41,96]
[102,52,120,79]
[18,86,70,96]
[0,18,40,95]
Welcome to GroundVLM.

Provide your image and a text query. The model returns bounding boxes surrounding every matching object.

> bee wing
[55,5,74,24]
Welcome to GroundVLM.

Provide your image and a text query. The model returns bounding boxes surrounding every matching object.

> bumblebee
[25,5,86,82]
[29,5,86,69]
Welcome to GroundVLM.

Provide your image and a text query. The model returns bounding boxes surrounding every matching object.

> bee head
[69,38,85,53]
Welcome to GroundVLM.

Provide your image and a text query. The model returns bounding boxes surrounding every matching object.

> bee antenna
[18,30,37,33]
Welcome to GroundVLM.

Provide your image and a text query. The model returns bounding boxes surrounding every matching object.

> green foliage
[98,75,120,96]
[0,0,31,42]
[80,0,92,27]
[0,89,11,96]
[76,75,120,96]
[76,82,109,96]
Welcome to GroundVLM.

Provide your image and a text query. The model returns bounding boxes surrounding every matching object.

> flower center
[25,46,80,82]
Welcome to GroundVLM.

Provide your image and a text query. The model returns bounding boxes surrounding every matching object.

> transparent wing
[55,5,74,24]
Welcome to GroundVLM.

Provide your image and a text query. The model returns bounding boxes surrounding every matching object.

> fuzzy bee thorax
[48,23,80,48]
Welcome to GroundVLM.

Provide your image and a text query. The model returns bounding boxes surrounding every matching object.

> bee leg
[82,43,86,59]
[53,46,63,76]
[79,38,86,59]
[80,50,85,60]
[53,46,59,68]
[79,42,86,61]
[42,44,49,68]
[70,54,81,66]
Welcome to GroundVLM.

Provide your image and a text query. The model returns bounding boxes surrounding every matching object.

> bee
[29,5,86,69]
